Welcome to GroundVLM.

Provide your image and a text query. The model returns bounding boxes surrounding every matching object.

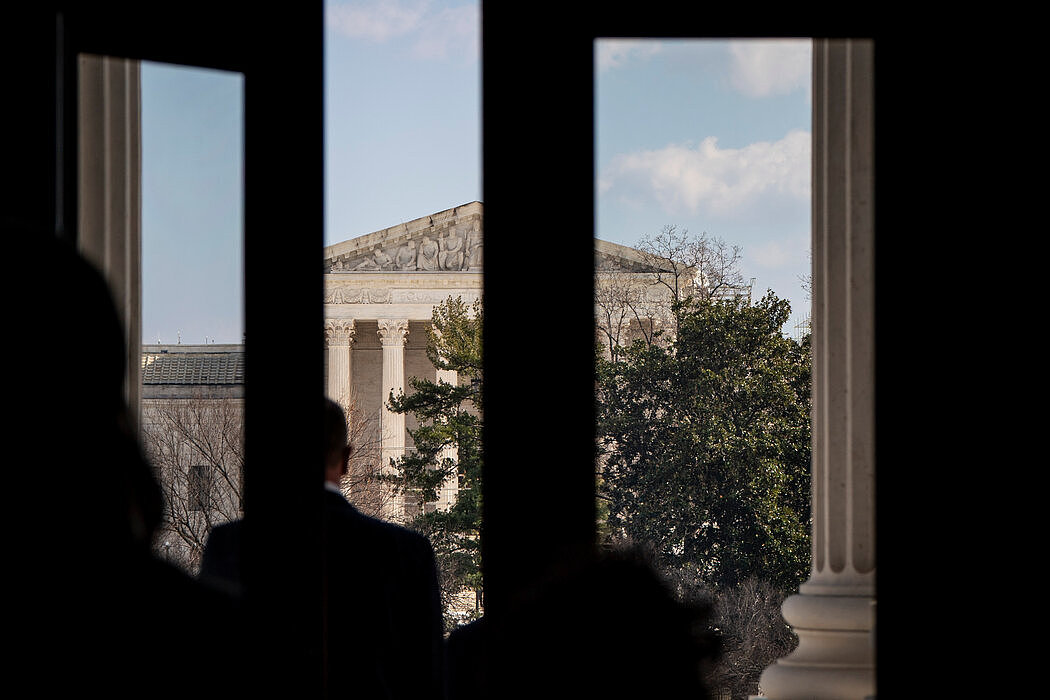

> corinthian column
[378,319,410,481]
[324,320,356,410]
[758,38,876,700]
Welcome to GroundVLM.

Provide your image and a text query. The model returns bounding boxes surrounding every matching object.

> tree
[635,224,747,307]
[387,296,483,631]
[595,289,811,593]
[335,390,400,520]
[595,225,749,361]
[141,393,244,574]
[704,578,799,699]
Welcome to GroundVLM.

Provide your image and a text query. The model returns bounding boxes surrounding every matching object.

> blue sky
[140,1,811,344]
[596,38,812,332]
[325,0,480,242]
[141,62,244,345]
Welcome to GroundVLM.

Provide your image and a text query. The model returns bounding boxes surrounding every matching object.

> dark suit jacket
[201,490,444,699]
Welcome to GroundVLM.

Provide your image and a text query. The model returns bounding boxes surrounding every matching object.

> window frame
[188,464,213,513]
[22,3,898,696]
[54,3,326,694]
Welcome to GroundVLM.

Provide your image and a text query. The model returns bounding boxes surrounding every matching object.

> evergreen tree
[596,291,811,592]
[388,296,483,628]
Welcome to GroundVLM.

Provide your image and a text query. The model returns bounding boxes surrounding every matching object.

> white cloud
[727,39,810,98]
[751,240,794,269]
[601,129,810,217]
[595,39,663,72]
[410,3,478,61]
[327,1,478,63]
[326,0,431,42]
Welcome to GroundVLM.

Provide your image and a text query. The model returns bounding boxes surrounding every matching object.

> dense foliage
[596,291,811,592]
[388,296,484,628]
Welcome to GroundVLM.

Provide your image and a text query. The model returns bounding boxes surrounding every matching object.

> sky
[141,62,245,346]
[596,38,811,334]
[140,0,811,345]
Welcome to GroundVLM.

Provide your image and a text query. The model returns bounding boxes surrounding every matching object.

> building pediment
[324,200,666,276]
[324,202,483,273]
[594,238,677,274]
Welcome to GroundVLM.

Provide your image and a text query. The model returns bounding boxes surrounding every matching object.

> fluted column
[758,39,876,700]
[78,54,142,423]
[378,319,410,479]
[324,319,356,410]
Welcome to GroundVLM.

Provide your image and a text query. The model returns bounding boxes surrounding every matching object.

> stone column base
[757,592,875,700]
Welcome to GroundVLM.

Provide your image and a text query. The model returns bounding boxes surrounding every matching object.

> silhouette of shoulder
[323,490,436,567]
[199,518,244,595]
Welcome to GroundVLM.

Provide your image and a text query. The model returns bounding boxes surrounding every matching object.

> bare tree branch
[595,226,747,359]
[141,391,244,575]
[335,388,398,519]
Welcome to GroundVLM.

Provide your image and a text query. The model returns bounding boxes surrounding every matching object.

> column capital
[324,319,356,346]
[377,318,410,346]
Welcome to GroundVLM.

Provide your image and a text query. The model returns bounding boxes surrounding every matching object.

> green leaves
[426,296,482,377]
[387,296,485,628]
[596,290,811,593]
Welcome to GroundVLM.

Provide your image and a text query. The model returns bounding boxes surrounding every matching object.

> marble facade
[323,202,681,521]
[323,202,484,521]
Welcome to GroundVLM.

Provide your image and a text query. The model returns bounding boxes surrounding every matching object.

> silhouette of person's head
[323,397,352,486]
[17,231,162,562]
[466,547,720,700]
[12,230,243,698]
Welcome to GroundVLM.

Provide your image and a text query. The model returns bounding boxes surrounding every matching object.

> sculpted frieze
[595,252,650,273]
[324,287,393,304]
[325,285,479,305]
[326,219,482,273]
[394,290,480,304]
[418,236,440,270]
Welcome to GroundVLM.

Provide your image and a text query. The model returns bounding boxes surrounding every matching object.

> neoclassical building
[141,210,754,560]
[322,201,484,519]
[322,200,768,521]
[321,201,695,521]
[145,202,675,528]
